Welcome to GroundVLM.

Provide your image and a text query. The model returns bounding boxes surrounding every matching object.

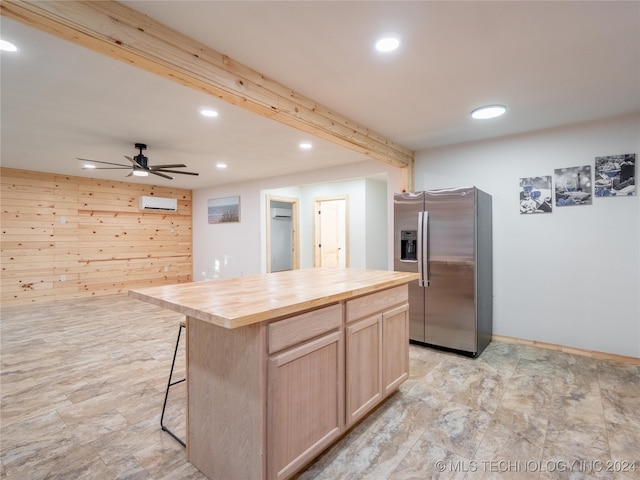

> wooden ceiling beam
[1,0,415,170]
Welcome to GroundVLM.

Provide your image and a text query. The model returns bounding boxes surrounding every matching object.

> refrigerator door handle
[417,211,429,287]
[423,211,430,286]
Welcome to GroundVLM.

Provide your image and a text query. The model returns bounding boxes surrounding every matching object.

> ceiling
[1,1,639,190]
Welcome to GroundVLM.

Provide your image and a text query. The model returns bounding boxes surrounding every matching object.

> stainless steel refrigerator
[394,187,492,357]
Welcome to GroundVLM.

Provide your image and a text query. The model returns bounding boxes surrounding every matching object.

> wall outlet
[164,266,169,272]
[60,216,66,224]
[60,275,66,281]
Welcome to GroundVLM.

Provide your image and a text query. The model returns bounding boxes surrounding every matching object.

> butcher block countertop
[129,268,419,329]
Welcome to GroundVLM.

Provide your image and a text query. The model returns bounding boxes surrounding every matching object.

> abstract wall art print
[594,154,636,197]
[519,176,552,214]
[554,166,592,206]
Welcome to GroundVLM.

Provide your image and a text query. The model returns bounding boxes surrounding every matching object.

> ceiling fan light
[471,104,506,120]
[132,170,149,177]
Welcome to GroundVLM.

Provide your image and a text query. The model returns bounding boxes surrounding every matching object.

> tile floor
[1,295,638,479]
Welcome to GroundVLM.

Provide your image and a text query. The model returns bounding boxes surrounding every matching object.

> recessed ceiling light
[200,109,219,118]
[375,36,400,53]
[471,105,506,120]
[132,170,149,177]
[216,162,227,169]
[299,142,312,150]
[0,39,18,52]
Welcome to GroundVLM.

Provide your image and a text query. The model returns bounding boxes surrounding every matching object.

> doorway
[266,196,299,273]
[314,196,348,268]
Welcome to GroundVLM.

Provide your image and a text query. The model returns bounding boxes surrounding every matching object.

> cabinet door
[382,304,409,397]
[345,314,382,427]
[268,330,343,480]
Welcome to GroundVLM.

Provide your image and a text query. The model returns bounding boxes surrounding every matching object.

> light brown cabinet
[270,289,409,478]
[382,304,410,396]
[345,313,382,426]
[345,286,409,427]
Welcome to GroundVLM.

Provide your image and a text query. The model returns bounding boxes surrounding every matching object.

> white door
[315,198,347,268]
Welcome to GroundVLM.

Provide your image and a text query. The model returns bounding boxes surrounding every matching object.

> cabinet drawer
[346,285,408,323]
[268,304,342,354]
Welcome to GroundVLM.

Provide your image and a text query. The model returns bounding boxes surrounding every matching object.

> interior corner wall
[192,160,403,281]
[414,112,640,357]
[296,178,367,268]
[262,177,387,271]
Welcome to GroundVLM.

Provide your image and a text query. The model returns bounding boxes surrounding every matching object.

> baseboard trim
[492,335,640,365]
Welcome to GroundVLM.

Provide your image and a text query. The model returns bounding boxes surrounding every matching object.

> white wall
[192,160,403,280]
[365,178,389,270]
[415,113,640,357]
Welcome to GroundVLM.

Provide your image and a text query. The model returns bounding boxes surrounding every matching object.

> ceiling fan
[78,143,199,180]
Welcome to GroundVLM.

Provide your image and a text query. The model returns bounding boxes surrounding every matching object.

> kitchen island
[129,268,419,480]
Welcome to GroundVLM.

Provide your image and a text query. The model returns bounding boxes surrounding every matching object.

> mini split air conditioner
[271,207,292,219]
[139,196,178,212]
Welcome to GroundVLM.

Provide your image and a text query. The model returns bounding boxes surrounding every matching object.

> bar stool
[160,320,186,447]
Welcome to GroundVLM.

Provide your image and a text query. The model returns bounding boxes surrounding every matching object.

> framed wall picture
[594,154,636,197]
[519,176,552,214]
[208,196,240,223]
[554,165,592,206]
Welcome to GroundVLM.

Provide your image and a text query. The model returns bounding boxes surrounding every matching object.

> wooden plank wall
[1,168,192,307]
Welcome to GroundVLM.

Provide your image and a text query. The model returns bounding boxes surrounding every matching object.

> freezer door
[424,187,477,352]
[394,192,426,343]
[393,192,423,273]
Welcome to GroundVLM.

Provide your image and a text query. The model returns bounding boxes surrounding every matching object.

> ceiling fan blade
[149,164,187,169]
[149,170,174,180]
[155,169,199,176]
[77,158,129,167]
[124,155,144,168]
[82,166,131,170]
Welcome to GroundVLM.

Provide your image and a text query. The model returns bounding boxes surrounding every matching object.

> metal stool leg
[160,322,186,447]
